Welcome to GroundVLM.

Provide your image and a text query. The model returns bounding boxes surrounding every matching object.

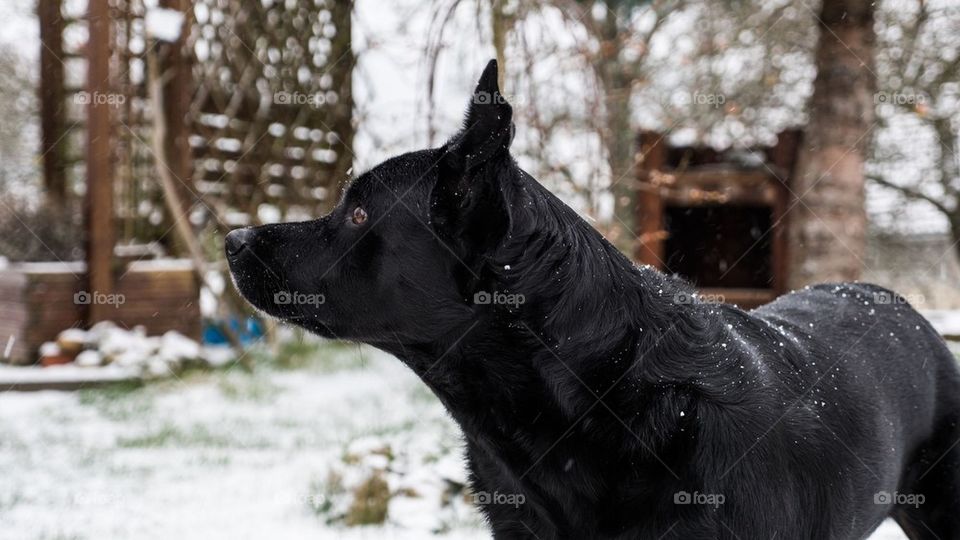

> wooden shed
[634,130,802,309]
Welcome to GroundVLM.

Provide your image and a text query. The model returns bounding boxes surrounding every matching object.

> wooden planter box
[0,259,200,365]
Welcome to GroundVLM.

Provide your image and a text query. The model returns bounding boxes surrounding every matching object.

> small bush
[344,471,390,526]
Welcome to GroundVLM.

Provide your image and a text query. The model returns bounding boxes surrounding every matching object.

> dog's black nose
[225,228,254,257]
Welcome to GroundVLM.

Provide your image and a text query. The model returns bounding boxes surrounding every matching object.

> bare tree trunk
[933,118,960,264]
[490,0,511,90]
[951,218,960,265]
[596,9,635,253]
[787,0,875,288]
[326,0,354,211]
[605,83,634,250]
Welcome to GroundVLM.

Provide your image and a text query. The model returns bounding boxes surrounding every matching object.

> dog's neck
[381,170,710,485]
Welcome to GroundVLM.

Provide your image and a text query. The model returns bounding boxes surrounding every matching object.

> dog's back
[743,282,960,538]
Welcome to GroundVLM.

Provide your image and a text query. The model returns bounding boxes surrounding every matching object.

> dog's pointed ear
[443,59,515,173]
[431,60,515,257]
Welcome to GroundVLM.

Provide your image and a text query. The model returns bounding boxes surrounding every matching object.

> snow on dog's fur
[227,60,960,539]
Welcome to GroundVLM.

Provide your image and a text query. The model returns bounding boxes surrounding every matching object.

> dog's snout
[225,228,254,257]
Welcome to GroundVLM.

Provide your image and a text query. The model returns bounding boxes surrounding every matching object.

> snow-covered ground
[0,343,484,539]
[0,341,914,539]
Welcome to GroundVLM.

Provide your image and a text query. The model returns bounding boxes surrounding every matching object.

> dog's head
[226,60,519,344]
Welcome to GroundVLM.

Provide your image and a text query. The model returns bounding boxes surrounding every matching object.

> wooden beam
[159,0,194,220]
[769,130,802,294]
[38,0,67,205]
[634,130,666,268]
[85,0,115,324]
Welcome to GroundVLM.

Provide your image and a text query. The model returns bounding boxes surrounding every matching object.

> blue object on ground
[202,317,264,346]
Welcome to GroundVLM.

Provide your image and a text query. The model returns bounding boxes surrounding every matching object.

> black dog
[226,60,960,539]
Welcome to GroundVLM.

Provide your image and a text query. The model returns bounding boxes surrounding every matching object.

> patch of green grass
[76,381,151,421]
[116,422,271,449]
[77,380,144,403]
[350,419,419,440]
[251,335,367,373]
[117,424,179,448]
[217,371,280,402]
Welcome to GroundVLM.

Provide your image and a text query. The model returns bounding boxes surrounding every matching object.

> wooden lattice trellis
[38,0,354,245]
[36,0,353,328]
[186,0,354,221]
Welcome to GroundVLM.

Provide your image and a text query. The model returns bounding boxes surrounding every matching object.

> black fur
[226,60,960,539]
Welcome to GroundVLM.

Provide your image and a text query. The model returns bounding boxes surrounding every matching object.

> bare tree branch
[869,174,953,215]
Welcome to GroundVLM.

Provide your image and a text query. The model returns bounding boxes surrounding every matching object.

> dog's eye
[351,206,368,225]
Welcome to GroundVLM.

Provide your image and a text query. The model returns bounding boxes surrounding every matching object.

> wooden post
[635,131,666,268]
[85,0,115,324]
[38,0,67,206]
[768,130,802,294]
[159,0,194,216]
